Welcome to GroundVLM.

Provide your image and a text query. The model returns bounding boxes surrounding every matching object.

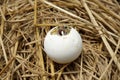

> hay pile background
[0,0,120,80]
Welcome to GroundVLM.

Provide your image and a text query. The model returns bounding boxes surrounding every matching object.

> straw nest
[0,0,120,80]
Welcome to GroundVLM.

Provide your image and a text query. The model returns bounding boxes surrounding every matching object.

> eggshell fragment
[44,26,82,64]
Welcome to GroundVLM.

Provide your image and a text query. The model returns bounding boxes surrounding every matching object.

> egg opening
[50,26,71,36]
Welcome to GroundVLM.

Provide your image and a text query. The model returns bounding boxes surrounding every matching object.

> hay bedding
[0,0,120,80]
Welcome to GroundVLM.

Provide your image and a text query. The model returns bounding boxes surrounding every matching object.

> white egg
[44,26,82,64]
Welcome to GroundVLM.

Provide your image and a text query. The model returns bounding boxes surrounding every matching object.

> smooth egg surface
[44,27,82,64]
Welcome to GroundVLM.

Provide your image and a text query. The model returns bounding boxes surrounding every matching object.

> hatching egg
[44,26,82,64]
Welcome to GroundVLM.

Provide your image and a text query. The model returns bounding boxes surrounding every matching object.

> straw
[0,0,120,80]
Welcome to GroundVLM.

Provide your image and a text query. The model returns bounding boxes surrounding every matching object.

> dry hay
[0,0,120,80]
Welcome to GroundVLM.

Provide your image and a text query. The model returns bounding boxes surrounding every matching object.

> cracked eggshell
[44,27,82,64]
